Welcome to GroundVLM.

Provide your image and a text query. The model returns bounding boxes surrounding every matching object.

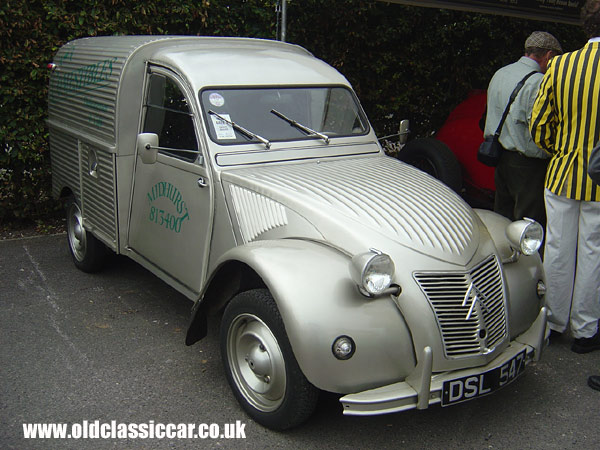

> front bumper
[340,307,547,416]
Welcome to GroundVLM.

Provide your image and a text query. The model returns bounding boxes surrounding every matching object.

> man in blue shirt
[484,31,562,230]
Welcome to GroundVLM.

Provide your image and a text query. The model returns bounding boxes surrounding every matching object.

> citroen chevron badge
[462,281,490,320]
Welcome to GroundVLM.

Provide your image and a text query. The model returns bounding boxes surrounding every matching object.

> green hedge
[0,0,584,224]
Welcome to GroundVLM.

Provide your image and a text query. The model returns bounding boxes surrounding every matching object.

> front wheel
[66,196,109,273]
[220,289,318,430]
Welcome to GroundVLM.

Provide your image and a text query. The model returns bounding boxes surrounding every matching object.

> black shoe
[549,329,562,341]
[588,376,600,391]
[571,330,600,354]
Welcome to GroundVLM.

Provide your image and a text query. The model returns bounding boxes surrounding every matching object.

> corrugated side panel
[48,45,127,143]
[229,184,288,242]
[81,144,117,248]
[49,130,80,200]
[47,36,188,144]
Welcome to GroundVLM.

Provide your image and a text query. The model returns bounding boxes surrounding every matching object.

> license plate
[441,349,526,406]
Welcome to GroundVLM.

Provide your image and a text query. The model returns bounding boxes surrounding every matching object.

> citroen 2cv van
[48,36,547,430]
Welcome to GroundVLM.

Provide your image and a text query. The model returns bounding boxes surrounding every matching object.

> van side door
[127,65,212,296]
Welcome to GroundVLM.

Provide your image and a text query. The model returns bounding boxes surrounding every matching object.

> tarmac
[1,233,599,449]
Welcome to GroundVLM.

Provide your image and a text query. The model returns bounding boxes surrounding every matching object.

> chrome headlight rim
[350,249,395,297]
[506,217,544,256]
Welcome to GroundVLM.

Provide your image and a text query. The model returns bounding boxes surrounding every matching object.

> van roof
[59,35,349,87]
[152,42,349,88]
[48,36,351,147]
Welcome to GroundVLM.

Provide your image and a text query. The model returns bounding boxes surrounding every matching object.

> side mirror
[398,119,410,146]
[136,133,159,164]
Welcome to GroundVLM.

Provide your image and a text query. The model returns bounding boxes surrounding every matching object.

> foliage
[288,1,584,137]
[0,0,585,224]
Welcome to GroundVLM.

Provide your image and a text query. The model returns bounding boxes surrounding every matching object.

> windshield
[200,87,368,146]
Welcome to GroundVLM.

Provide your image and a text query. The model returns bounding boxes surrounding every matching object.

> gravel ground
[0,217,66,241]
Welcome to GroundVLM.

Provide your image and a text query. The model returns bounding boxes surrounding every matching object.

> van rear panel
[47,38,138,251]
[47,39,127,143]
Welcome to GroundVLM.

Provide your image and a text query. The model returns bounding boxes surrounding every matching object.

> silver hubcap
[227,313,286,412]
[67,202,86,261]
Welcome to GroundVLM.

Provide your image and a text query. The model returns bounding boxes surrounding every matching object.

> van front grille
[414,256,507,358]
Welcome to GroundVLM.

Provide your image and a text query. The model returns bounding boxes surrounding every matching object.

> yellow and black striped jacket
[530,41,600,201]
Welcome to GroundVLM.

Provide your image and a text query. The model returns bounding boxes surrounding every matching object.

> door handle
[197,177,208,188]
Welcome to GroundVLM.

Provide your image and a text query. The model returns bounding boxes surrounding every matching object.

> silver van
[48,36,547,430]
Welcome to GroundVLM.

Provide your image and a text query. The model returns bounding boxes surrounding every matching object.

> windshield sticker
[209,93,225,107]
[210,114,236,140]
[146,181,190,233]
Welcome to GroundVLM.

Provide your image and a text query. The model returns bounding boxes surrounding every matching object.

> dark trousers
[494,150,548,230]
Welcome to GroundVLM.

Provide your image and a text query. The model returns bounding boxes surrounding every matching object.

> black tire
[220,289,319,430]
[397,137,463,193]
[66,196,109,273]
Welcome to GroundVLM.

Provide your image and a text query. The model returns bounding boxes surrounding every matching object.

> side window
[143,73,199,162]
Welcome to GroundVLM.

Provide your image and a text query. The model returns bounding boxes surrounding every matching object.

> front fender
[210,239,416,394]
[475,209,545,337]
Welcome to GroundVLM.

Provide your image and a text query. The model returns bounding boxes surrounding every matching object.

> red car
[397,90,494,208]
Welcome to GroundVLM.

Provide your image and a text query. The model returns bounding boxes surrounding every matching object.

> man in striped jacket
[530,0,600,354]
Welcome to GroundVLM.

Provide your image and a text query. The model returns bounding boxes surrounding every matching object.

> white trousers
[543,189,600,338]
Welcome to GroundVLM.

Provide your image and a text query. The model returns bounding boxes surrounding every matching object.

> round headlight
[506,218,544,256]
[520,221,544,255]
[350,249,395,296]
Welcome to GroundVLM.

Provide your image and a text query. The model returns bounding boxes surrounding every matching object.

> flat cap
[525,31,563,54]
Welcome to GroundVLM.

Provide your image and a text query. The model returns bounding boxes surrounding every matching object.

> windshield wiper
[208,110,271,149]
[270,109,330,144]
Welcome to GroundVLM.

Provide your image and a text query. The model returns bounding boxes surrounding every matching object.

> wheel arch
[186,259,266,346]
[187,239,415,393]
[59,186,75,201]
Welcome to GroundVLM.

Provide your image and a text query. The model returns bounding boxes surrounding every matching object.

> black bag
[588,141,600,185]
[477,135,502,167]
[478,71,538,167]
